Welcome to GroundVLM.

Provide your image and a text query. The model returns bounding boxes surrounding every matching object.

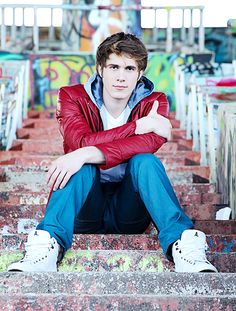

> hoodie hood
[84,73,154,110]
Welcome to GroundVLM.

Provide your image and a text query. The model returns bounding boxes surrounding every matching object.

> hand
[135,100,172,140]
[46,149,85,191]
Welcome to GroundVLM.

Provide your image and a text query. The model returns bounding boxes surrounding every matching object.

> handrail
[0,4,204,10]
[0,60,29,150]
[0,4,205,53]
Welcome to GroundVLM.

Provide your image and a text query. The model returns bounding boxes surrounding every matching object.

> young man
[8,32,217,273]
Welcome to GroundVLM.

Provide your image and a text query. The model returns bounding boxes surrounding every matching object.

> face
[99,53,143,103]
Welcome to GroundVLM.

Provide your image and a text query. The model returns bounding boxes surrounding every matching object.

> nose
[116,69,125,82]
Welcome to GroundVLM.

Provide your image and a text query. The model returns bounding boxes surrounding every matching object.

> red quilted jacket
[56,84,169,169]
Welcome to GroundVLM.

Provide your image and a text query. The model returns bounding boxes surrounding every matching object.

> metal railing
[0,4,205,53]
[0,60,29,150]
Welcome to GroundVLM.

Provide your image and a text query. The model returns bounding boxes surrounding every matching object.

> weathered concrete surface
[0,165,208,185]
[0,272,236,296]
[0,250,235,273]
[0,202,226,222]
[0,150,201,166]
[1,214,236,235]
[1,233,235,253]
[0,188,221,207]
[0,295,235,311]
[0,182,216,193]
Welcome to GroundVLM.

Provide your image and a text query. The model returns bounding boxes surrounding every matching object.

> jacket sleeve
[95,132,167,169]
[57,87,137,150]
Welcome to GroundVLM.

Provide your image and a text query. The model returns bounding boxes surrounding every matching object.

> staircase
[0,110,235,310]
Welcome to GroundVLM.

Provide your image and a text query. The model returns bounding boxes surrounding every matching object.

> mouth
[113,85,128,90]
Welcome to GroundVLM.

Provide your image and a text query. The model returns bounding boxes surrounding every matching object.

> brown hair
[96,32,148,74]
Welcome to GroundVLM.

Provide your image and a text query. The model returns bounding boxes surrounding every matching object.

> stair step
[1,249,235,273]
[1,233,235,253]
[0,154,200,168]
[17,127,61,139]
[0,294,235,310]
[0,202,226,224]
[16,127,187,141]
[0,165,210,183]
[0,150,201,162]
[0,182,216,194]
[170,119,180,128]
[27,110,55,119]
[0,189,221,206]
[0,151,201,168]
[16,128,190,148]
[1,218,235,235]
[0,155,56,166]
[171,128,187,139]
[156,150,201,162]
[9,139,192,154]
[9,139,63,154]
[22,119,56,128]
[0,272,235,295]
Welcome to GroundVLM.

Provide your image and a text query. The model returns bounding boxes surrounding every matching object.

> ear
[97,66,103,78]
[138,70,144,81]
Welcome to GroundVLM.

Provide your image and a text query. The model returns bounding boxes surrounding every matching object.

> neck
[103,94,128,118]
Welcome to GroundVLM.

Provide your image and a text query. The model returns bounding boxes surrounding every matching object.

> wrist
[78,146,94,163]
[77,146,105,164]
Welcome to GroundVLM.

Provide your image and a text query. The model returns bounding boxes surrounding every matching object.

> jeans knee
[70,164,97,184]
[128,153,164,172]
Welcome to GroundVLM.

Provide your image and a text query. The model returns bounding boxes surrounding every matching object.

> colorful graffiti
[62,0,141,52]
[147,53,178,110]
[29,55,95,111]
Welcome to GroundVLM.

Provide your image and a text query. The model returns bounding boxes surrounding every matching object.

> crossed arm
[47,99,172,191]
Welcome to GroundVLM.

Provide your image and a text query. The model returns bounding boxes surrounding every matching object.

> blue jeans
[37,154,193,260]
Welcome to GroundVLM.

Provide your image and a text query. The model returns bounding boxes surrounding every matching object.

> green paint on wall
[59,250,93,272]
[138,255,164,272]
[106,254,132,272]
[0,252,23,272]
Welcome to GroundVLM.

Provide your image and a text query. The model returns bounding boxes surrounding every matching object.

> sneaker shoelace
[179,240,208,264]
[23,241,54,262]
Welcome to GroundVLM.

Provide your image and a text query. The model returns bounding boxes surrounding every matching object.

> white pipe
[33,7,39,52]
[166,9,172,53]
[1,8,6,50]
[199,8,205,52]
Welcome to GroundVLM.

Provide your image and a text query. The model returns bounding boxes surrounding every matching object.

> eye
[110,65,119,70]
[126,66,136,71]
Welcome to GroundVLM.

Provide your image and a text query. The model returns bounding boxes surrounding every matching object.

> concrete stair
[0,110,235,310]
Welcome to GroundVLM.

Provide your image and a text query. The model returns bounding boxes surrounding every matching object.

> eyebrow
[106,64,137,69]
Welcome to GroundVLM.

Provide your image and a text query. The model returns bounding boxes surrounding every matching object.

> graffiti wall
[29,55,95,111]
[147,53,177,110]
[62,0,141,52]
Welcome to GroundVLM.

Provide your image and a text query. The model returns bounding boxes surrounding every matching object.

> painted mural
[29,54,95,111]
[62,0,141,52]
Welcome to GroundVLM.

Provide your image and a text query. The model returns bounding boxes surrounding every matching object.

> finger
[48,167,61,187]
[53,170,67,191]
[149,100,159,115]
[59,172,71,189]
[46,164,57,184]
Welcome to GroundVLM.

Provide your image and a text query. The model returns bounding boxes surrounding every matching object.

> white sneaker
[172,229,218,273]
[7,230,59,272]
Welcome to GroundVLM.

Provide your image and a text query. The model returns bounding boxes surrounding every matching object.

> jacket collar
[84,73,154,110]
